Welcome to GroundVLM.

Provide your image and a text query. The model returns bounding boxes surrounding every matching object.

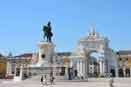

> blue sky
[0,0,131,55]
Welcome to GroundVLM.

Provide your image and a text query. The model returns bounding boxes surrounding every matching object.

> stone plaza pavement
[1,77,131,87]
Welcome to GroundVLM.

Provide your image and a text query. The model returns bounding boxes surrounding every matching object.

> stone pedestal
[37,41,55,66]
[30,41,56,76]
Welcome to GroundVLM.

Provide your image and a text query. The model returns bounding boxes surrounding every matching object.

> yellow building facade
[117,51,131,77]
[0,58,7,78]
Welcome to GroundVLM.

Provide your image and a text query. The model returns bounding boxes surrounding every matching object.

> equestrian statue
[43,21,53,42]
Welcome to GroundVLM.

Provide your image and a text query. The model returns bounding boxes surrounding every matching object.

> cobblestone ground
[0,78,131,87]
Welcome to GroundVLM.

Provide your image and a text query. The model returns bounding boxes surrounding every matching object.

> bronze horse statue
[43,21,53,42]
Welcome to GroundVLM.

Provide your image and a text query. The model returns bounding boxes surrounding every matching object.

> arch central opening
[85,51,103,77]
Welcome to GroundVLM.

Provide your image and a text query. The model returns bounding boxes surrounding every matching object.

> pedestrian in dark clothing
[41,75,48,86]
[50,76,55,85]
[41,75,44,86]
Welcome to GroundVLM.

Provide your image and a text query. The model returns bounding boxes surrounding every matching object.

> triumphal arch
[69,27,117,79]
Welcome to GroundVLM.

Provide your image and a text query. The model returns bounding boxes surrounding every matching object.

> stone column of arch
[84,52,90,79]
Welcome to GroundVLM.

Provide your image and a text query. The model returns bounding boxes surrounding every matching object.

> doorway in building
[110,69,115,77]
[60,67,65,76]
[118,68,124,77]
[68,68,73,80]
[125,68,130,77]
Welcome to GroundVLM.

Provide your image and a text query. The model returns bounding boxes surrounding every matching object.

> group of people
[41,75,55,87]
[40,74,114,87]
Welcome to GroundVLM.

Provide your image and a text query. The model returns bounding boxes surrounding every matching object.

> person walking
[50,76,55,85]
[109,78,114,87]
[41,75,44,86]
[41,75,48,87]
[44,75,48,86]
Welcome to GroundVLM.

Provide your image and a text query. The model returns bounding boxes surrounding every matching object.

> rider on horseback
[43,21,53,42]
